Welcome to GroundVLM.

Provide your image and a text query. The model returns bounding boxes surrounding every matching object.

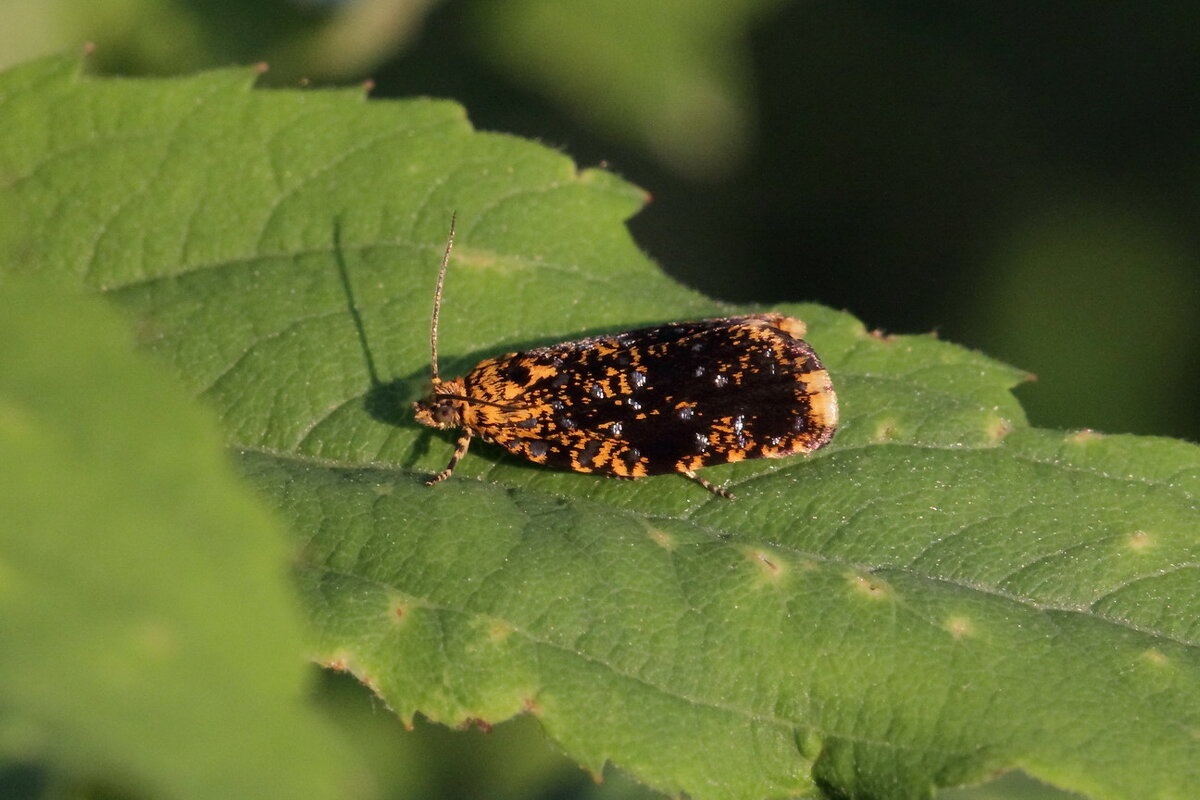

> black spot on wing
[502,362,531,386]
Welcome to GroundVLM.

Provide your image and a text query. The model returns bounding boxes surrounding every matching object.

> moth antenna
[430,212,457,383]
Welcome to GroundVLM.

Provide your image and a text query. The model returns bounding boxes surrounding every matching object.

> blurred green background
[3,1,1192,798]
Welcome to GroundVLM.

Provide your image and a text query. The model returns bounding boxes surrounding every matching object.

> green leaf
[3,54,1198,800]
[471,0,787,179]
[0,0,421,82]
[0,278,360,798]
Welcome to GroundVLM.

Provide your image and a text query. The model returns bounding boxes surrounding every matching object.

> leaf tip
[865,327,897,343]
[577,166,651,208]
[457,717,494,733]
[320,656,350,673]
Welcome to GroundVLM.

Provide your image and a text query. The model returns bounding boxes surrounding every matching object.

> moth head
[412,379,468,429]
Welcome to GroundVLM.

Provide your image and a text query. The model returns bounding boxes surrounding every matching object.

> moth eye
[434,402,457,424]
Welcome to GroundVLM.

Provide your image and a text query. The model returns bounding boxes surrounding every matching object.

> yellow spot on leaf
[1141,648,1168,667]
[983,414,1014,444]
[1127,530,1153,551]
[644,524,676,551]
[944,615,974,639]
[745,548,785,582]
[873,418,900,442]
[388,598,410,624]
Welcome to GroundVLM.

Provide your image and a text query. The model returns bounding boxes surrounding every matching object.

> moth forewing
[413,221,838,498]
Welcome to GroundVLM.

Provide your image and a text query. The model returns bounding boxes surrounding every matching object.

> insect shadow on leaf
[331,217,423,439]
[333,217,839,497]
[332,218,612,478]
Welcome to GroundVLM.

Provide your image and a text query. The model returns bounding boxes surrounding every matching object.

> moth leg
[427,430,473,486]
[679,468,736,500]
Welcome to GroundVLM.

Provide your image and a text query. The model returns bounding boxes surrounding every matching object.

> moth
[412,216,838,498]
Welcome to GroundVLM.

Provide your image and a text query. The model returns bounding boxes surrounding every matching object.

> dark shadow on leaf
[363,377,413,427]
[332,216,381,388]
[332,216,435,444]
[375,367,442,472]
